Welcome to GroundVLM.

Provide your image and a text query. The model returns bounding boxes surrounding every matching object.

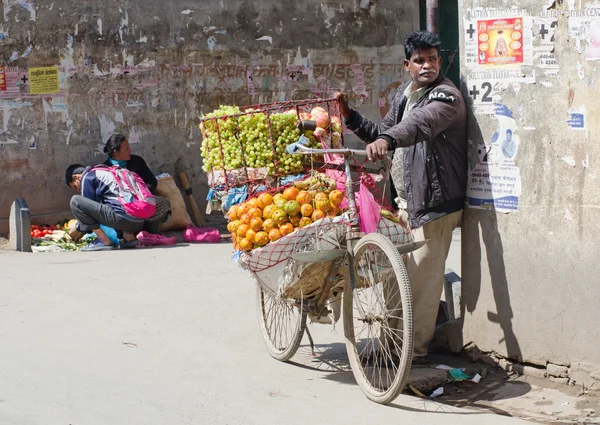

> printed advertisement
[569,7,600,61]
[477,17,525,66]
[0,66,6,91]
[468,104,522,212]
[29,66,60,94]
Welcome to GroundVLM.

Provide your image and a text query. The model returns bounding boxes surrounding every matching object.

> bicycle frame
[290,144,392,292]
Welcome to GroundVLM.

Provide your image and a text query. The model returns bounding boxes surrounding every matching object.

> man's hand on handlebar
[366,138,390,162]
[334,92,351,120]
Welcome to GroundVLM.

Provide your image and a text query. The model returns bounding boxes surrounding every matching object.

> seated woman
[103,133,170,233]
[103,134,157,192]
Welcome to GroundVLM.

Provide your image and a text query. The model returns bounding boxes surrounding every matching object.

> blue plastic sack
[98,224,120,244]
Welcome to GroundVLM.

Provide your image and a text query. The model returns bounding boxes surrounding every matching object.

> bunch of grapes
[200,105,324,177]
[238,110,272,169]
[200,105,242,172]
[269,112,303,175]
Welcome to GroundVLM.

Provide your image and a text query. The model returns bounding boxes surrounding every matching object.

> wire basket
[199,97,345,191]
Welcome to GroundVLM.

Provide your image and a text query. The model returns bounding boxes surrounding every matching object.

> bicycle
[252,143,425,405]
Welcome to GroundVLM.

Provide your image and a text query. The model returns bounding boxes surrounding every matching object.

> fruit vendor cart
[199,98,423,405]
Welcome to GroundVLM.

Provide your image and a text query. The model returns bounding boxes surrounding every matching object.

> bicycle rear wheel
[343,233,414,404]
[256,284,306,362]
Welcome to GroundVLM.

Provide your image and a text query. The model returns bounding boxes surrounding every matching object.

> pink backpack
[93,165,156,219]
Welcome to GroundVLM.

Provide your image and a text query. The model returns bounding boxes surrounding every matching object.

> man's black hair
[104,134,128,158]
[65,164,86,186]
[404,31,442,60]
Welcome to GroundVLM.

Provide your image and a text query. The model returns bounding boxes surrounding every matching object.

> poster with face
[478,17,524,66]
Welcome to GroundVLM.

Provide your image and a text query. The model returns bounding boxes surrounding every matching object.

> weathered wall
[0,0,419,234]
[458,0,600,387]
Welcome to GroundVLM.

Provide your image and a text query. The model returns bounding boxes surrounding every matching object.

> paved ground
[0,241,542,425]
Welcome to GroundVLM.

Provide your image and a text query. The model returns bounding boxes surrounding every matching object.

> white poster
[467,104,522,212]
[569,7,600,60]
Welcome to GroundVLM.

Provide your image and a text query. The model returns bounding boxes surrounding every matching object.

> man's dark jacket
[345,74,467,229]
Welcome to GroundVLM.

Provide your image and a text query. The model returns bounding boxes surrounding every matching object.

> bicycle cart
[199,98,424,405]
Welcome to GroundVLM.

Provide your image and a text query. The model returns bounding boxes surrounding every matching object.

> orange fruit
[300,204,313,217]
[273,193,285,204]
[289,214,302,227]
[254,231,269,246]
[315,197,331,212]
[283,187,300,201]
[248,207,263,219]
[239,238,253,251]
[245,228,257,243]
[299,217,312,228]
[250,217,263,232]
[237,203,250,216]
[247,198,260,209]
[272,209,288,224]
[284,201,301,217]
[237,223,250,238]
[296,190,312,205]
[229,220,241,234]
[312,210,326,222]
[258,192,273,209]
[262,219,277,233]
[263,204,276,219]
[258,193,274,209]
[329,190,344,206]
[269,229,282,242]
[275,197,287,209]
[280,222,294,236]
[227,206,239,221]
[227,221,235,233]
[240,214,251,225]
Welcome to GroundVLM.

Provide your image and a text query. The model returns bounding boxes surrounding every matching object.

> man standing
[337,31,468,363]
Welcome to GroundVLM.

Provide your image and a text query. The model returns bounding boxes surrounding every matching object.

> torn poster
[569,7,600,60]
[466,68,535,115]
[566,106,586,130]
[468,104,522,212]
[533,12,560,76]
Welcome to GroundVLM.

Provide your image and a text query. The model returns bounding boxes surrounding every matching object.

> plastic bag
[183,226,221,243]
[357,182,381,234]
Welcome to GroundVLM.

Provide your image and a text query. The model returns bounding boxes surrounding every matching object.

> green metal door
[419,0,460,87]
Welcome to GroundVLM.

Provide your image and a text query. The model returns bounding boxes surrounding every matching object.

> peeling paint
[256,36,273,44]
[99,115,116,147]
[561,155,577,167]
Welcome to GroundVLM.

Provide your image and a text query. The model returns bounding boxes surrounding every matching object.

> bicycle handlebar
[287,142,392,168]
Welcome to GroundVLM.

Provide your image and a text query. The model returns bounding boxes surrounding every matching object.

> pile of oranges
[227,186,345,252]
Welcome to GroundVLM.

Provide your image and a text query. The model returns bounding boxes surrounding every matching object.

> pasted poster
[466,68,535,115]
[0,66,6,91]
[468,104,522,212]
[29,66,60,94]
[478,17,525,66]
[569,7,600,61]
[533,13,560,76]
[566,106,586,130]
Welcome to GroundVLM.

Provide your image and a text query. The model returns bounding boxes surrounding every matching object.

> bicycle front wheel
[256,284,306,362]
[343,232,414,404]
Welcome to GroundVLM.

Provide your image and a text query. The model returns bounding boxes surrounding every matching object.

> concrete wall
[0,0,419,234]
[458,0,600,388]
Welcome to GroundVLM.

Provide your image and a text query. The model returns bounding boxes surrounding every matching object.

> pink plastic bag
[183,226,221,243]
[357,182,381,234]
[136,231,177,247]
